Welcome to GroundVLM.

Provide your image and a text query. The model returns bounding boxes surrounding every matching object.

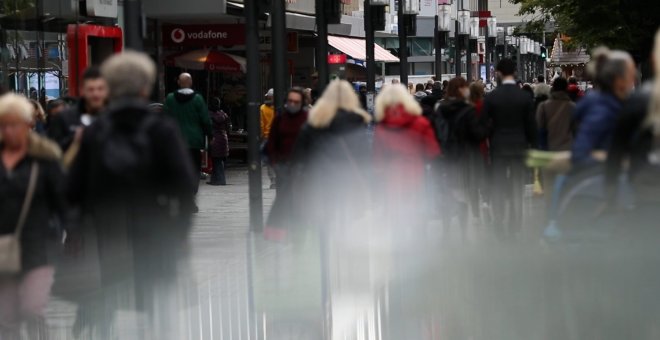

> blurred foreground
[37,169,660,340]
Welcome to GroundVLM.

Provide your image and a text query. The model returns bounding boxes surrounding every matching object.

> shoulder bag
[0,161,39,274]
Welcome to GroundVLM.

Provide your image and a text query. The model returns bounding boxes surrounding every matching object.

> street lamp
[458,9,470,35]
[369,0,388,31]
[436,3,452,79]
[402,0,419,36]
[518,36,527,80]
[438,3,452,31]
[455,9,470,77]
[486,17,497,83]
[467,16,479,81]
[397,0,417,85]
[365,0,389,94]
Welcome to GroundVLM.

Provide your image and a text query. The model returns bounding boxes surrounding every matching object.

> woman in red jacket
[373,84,441,227]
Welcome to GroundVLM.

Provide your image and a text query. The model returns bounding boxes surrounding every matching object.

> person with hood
[261,89,276,189]
[0,94,65,338]
[372,84,440,226]
[47,67,108,151]
[439,78,490,234]
[67,52,196,335]
[264,87,309,239]
[164,72,212,200]
[290,80,372,231]
[208,97,231,186]
[567,77,584,102]
[571,49,636,167]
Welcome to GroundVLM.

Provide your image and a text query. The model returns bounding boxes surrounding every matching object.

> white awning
[328,35,399,63]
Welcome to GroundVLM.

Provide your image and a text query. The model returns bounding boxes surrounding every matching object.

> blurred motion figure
[67,52,196,333]
[0,94,64,338]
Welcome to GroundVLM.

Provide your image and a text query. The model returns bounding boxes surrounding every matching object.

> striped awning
[328,35,399,63]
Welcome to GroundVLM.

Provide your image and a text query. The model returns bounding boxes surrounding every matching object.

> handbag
[0,161,39,274]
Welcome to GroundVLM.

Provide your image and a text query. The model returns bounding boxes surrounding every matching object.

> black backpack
[96,113,158,183]
[429,103,470,160]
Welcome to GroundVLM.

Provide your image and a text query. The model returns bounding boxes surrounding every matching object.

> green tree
[511,0,660,68]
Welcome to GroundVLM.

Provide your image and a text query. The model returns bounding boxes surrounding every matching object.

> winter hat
[265,88,274,97]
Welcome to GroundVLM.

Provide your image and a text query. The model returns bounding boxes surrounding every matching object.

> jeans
[209,157,227,185]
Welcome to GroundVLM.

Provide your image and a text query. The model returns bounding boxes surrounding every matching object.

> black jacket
[67,98,196,287]
[0,134,64,272]
[482,83,536,157]
[606,82,656,203]
[47,99,90,151]
[291,110,371,224]
[440,99,489,147]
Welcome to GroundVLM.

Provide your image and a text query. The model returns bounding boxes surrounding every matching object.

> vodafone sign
[163,24,245,48]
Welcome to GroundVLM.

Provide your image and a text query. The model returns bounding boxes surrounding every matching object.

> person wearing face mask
[266,87,309,169]
[437,77,489,236]
[571,48,637,167]
[264,87,309,239]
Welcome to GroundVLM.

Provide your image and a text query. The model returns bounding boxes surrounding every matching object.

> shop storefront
[0,0,119,102]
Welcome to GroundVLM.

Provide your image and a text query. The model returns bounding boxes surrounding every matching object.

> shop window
[412,62,433,75]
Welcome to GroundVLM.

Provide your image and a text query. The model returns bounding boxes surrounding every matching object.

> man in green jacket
[164,73,211,205]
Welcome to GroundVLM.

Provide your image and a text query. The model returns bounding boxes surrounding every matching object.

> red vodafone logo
[162,24,245,47]
[171,28,185,44]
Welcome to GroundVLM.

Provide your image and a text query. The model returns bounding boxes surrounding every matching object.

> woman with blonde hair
[289,79,372,230]
[372,84,440,230]
[0,94,64,338]
[606,28,660,231]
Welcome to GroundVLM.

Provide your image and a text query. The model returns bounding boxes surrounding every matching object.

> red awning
[328,35,399,63]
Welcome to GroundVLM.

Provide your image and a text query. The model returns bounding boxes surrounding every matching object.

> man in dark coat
[67,52,196,335]
[47,67,108,151]
[482,58,536,240]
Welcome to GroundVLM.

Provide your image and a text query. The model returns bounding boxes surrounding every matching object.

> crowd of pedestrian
[1,28,660,337]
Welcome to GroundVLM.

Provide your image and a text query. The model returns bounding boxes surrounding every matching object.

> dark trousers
[210,157,227,185]
[491,156,526,240]
[189,148,201,194]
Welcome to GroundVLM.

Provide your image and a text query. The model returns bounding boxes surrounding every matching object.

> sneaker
[543,221,561,241]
